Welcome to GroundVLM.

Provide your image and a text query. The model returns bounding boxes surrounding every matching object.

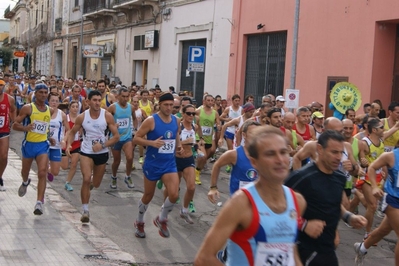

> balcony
[113,0,141,8]
[4,5,15,19]
[84,0,115,15]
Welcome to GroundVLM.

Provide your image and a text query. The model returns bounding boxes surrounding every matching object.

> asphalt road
[8,130,397,265]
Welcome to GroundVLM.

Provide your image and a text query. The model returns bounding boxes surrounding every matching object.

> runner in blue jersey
[208,119,261,203]
[133,92,183,239]
[107,87,137,189]
[195,126,306,266]
[354,148,399,265]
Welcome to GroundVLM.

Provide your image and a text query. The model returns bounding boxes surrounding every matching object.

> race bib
[0,116,4,128]
[90,136,105,146]
[385,146,394,152]
[202,126,212,136]
[49,128,55,138]
[32,120,48,135]
[255,243,294,266]
[158,139,176,154]
[117,118,129,129]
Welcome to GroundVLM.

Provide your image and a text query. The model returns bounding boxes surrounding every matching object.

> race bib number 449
[255,243,294,266]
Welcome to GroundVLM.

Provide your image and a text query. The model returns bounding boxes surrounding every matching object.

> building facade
[228,0,399,111]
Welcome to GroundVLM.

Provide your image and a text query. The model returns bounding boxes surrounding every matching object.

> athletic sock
[82,204,89,212]
[360,242,368,253]
[159,197,174,221]
[182,207,188,213]
[137,200,148,222]
[23,180,29,185]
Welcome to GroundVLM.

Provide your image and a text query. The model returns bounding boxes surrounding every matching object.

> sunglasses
[375,125,384,129]
[185,112,196,116]
[173,106,180,109]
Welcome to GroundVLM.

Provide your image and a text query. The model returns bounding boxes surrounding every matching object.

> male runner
[219,94,242,151]
[66,90,119,223]
[108,87,137,189]
[97,79,116,109]
[133,92,183,238]
[13,83,54,215]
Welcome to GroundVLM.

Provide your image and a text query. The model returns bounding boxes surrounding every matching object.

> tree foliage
[0,47,13,66]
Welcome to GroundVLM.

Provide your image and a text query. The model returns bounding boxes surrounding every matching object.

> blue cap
[15,75,21,79]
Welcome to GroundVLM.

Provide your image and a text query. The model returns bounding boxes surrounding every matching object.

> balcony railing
[83,0,107,14]
[114,0,140,5]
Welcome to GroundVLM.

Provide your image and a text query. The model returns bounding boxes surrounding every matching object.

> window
[75,0,79,7]
[134,35,148,51]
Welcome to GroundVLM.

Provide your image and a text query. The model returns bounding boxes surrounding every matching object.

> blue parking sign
[188,46,205,63]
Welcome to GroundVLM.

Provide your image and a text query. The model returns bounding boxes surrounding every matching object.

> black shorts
[79,151,109,165]
[176,156,195,172]
[204,144,212,150]
[62,147,80,157]
[298,247,338,266]
[344,188,352,198]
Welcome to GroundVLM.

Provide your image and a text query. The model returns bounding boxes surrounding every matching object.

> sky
[0,0,16,19]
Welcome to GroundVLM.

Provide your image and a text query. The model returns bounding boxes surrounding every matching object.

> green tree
[0,47,13,66]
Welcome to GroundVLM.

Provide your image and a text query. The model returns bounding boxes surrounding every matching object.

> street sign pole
[193,72,197,99]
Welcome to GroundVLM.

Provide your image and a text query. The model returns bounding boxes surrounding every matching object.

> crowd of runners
[1,72,399,265]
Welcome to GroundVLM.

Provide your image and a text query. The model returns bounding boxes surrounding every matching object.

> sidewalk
[0,149,136,265]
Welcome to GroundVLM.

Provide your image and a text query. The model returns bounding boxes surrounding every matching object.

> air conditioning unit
[104,42,114,54]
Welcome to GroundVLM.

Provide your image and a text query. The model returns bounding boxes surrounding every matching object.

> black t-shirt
[284,162,346,253]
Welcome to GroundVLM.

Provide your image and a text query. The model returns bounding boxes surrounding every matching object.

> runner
[139,89,153,117]
[195,126,306,266]
[131,96,148,170]
[219,94,242,151]
[312,111,324,139]
[65,90,120,223]
[293,106,316,142]
[285,130,367,265]
[12,83,54,215]
[63,84,86,113]
[382,102,399,152]
[97,79,116,109]
[60,100,81,191]
[133,92,183,238]
[0,79,17,191]
[47,92,70,182]
[108,87,136,189]
[195,94,221,185]
[354,148,399,265]
[164,104,202,223]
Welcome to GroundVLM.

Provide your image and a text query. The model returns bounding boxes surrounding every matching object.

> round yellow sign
[330,82,362,114]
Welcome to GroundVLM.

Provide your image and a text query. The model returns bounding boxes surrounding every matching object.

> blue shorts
[176,156,195,172]
[49,148,62,162]
[22,140,49,159]
[112,138,132,151]
[143,164,177,181]
[386,194,399,210]
[224,131,235,140]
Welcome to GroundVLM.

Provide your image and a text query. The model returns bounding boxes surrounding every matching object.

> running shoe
[354,242,367,265]
[139,157,144,164]
[33,202,43,215]
[18,178,31,197]
[134,221,146,238]
[0,185,6,191]
[81,210,90,223]
[110,177,117,189]
[176,196,180,204]
[65,182,74,191]
[363,233,378,246]
[132,163,136,170]
[195,169,202,185]
[180,209,194,224]
[210,155,216,163]
[153,216,170,238]
[226,165,232,173]
[124,176,135,188]
[189,201,196,213]
[47,172,54,182]
[156,180,163,189]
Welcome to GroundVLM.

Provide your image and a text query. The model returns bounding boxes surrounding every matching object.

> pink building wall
[228,0,399,110]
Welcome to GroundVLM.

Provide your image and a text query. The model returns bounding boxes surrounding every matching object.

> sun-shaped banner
[330,82,362,114]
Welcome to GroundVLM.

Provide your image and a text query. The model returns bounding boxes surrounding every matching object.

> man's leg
[362,184,378,236]
[111,148,121,177]
[79,155,94,223]
[65,153,79,191]
[122,141,134,188]
[134,175,157,238]
[0,136,10,190]
[35,153,49,202]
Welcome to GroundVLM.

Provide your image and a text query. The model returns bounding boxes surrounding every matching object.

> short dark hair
[169,86,175,92]
[363,103,371,109]
[88,90,102,100]
[215,95,221,100]
[140,89,149,96]
[245,94,254,102]
[317,130,345,149]
[118,87,129,94]
[388,102,399,112]
[367,118,381,134]
[232,94,240,100]
[182,104,195,113]
[97,79,106,86]
[345,108,355,116]
[267,107,282,118]
[181,96,192,104]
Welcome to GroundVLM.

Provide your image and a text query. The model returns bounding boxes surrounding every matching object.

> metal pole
[193,71,197,100]
[27,8,30,73]
[289,0,300,90]
[79,9,83,77]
